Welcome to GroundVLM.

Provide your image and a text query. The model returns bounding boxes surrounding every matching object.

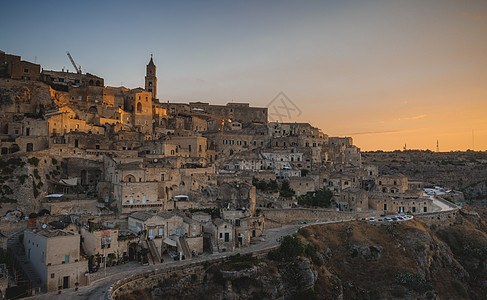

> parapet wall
[414,209,459,227]
[260,208,382,228]
[261,206,460,228]
[107,247,275,299]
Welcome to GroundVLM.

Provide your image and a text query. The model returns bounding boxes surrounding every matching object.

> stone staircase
[179,237,191,260]
[141,240,154,265]
[148,239,162,264]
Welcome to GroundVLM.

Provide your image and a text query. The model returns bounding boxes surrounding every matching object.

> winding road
[28,224,299,300]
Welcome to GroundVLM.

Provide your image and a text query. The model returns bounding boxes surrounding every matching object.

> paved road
[28,224,299,300]
[432,197,457,212]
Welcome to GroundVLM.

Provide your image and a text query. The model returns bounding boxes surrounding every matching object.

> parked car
[89,265,98,273]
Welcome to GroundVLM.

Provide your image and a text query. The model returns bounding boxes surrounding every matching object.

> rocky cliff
[122,210,487,299]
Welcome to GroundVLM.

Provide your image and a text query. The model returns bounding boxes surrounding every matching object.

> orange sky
[2,1,486,151]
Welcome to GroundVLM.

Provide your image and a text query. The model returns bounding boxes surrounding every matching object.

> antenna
[472,129,475,150]
[436,140,439,152]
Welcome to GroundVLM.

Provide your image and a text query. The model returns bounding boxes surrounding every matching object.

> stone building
[368,192,433,214]
[376,174,409,194]
[124,89,153,135]
[144,55,157,100]
[128,211,203,259]
[221,209,264,248]
[210,218,234,252]
[338,188,368,211]
[0,50,40,80]
[23,229,89,292]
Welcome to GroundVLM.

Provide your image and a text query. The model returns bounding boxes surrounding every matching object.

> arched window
[137,102,142,113]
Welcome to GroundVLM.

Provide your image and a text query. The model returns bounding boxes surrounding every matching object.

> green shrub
[279,180,295,198]
[298,227,310,238]
[27,157,40,167]
[33,180,39,198]
[395,271,432,292]
[38,209,50,216]
[18,174,29,184]
[51,158,58,165]
[33,169,40,179]
[298,189,333,208]
[268,235,305,261]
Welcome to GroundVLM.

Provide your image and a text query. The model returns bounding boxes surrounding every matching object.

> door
[224,232,230,242]
[63,276,69,289]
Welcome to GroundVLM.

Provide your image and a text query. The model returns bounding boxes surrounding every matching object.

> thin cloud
[462,12,487,22]
[404,114,427,120]
[343,130,405,136]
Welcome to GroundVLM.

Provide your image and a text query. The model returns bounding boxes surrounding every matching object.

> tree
[280,180,295,197]
[268,234,305,261]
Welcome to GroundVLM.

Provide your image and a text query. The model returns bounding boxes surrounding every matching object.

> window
[64,255,70,263]
[193,232,196,237]
[193,225,197,230]
[24,68,29,73]
[158,227,164,236]
[51,273,55,279]
[169,230,173,235]
[235,219,240,226]
[95,145,100,149]
[219,233,222,239]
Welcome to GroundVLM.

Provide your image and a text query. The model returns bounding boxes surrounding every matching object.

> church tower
[145,54,157,100]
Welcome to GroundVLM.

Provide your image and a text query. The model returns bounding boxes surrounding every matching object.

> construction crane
[66,51,82,74]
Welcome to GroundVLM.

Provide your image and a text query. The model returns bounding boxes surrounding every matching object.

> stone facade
[23,229,88,292]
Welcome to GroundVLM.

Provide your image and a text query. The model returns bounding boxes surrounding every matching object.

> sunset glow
[2,0,486,151]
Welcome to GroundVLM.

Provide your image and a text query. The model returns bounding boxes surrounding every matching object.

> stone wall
[260,208,382,228]
[108,246,276,299]
[414,209,459,227]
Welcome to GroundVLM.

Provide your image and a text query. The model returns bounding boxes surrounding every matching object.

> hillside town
[0,50,464,298]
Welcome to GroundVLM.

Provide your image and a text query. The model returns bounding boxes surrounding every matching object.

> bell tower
[145,54,157,100]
